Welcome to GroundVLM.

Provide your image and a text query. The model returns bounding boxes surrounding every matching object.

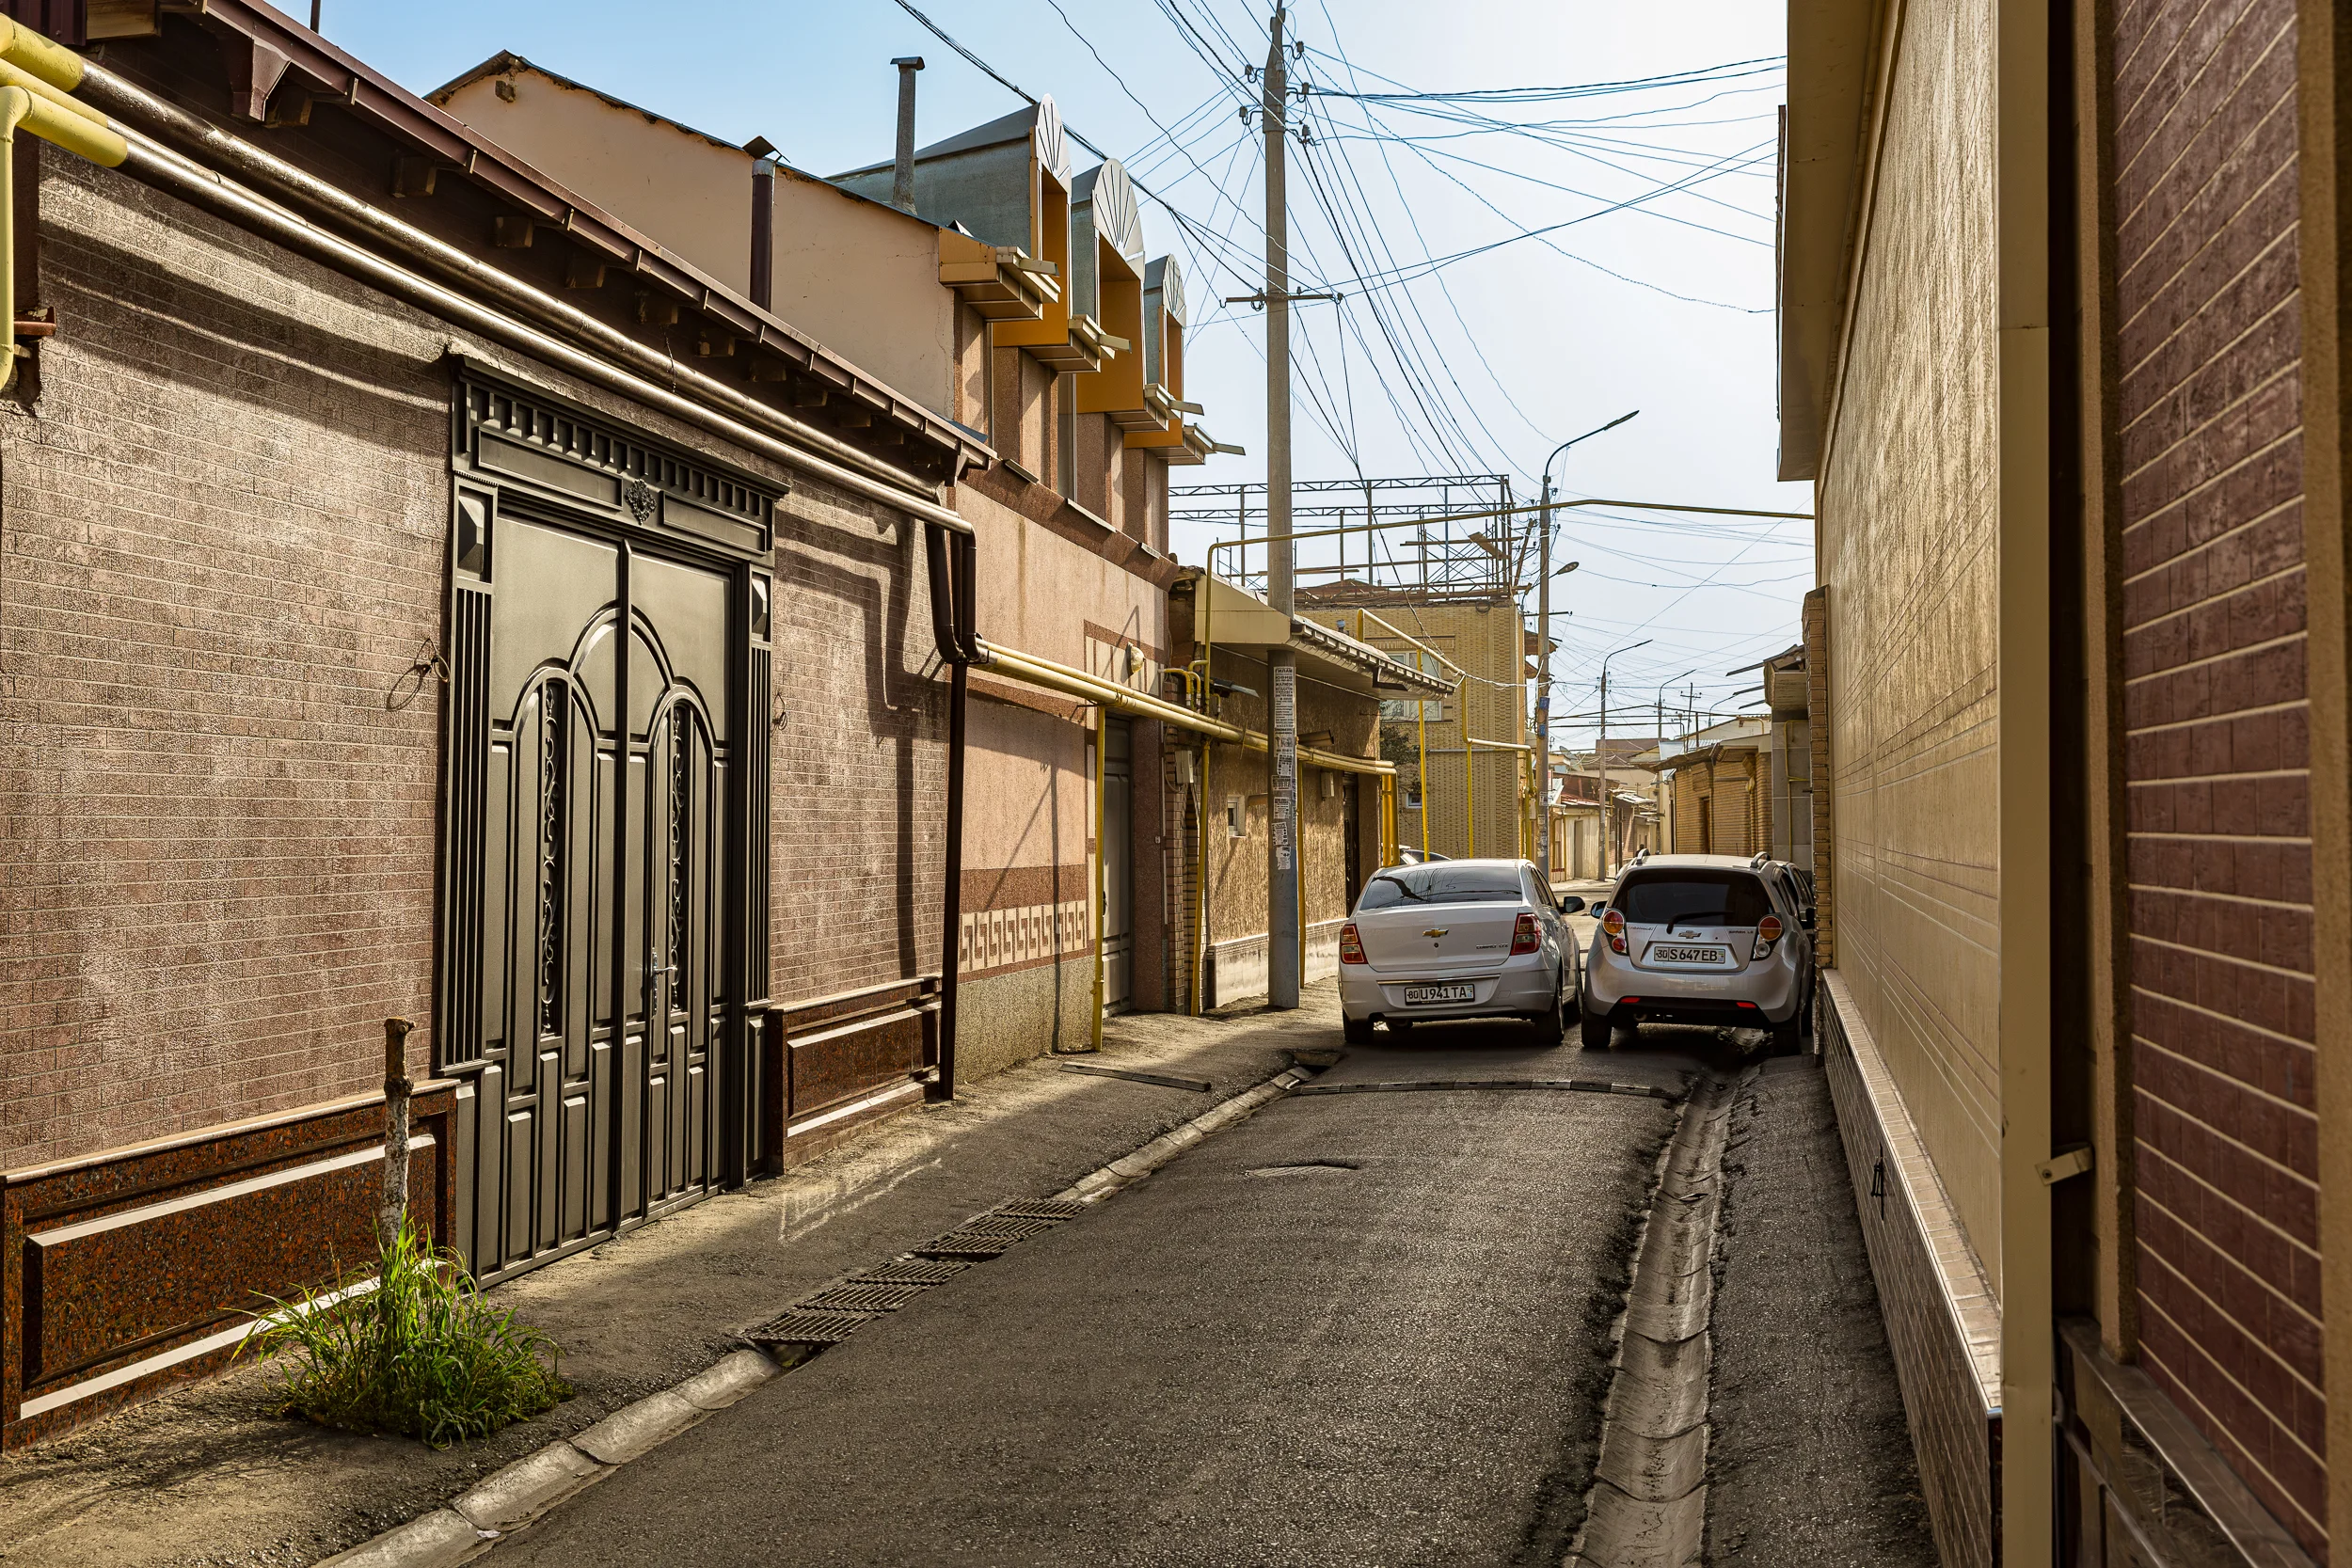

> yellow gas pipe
[0,24,132,390]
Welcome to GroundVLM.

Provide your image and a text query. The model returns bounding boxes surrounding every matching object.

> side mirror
[1557,895,1585,915]
[1586,903,1606,922]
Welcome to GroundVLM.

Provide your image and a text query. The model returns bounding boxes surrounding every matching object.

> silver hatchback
[1338,859,1584,1046]
[1580,852,1815,1051]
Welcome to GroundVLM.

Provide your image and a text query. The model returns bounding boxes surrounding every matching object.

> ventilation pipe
[890,56,923,214]
[744,135,776,311]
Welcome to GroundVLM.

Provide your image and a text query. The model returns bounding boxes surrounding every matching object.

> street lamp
[1596,638,1651,878]
[1535,413,1636,877]
[1653,668,1696,852]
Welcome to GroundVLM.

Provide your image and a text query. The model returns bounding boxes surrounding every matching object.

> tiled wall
[2105,0,2323,1550]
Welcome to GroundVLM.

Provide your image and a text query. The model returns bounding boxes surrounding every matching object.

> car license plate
[1649,944,1728,965]
[1402,983,1473,1005]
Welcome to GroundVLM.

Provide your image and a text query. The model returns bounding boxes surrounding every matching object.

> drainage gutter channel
[1568,1069,1742,1568]
[318,1061,1315,1567]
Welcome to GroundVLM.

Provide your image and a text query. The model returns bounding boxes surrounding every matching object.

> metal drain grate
[989,1197,1088,1221]
[849,1258,971,1285]
[802,1281,932,1313]
[911,1229,1024,1259]
[955,1212,1062,1239]
[744,1308,880,1347]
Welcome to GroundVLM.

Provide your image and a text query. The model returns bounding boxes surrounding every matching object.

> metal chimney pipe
[891,56,924,214]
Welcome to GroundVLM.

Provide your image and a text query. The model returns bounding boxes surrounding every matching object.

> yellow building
[1297,587,1532,863]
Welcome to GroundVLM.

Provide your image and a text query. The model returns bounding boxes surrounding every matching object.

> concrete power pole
[1535,479,1553,879]
[1263,7,1299,1009]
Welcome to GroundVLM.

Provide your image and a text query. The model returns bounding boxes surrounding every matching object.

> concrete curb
[1057,1066,1311,1204]
[313,1350,786,1567]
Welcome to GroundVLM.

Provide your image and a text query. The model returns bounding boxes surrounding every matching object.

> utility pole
[1263,6,1299,1009]
[1535,411,1635,884]
[1536,479,1552,879]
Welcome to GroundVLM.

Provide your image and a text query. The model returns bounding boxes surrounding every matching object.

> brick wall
[1803,588,1835,964]
[0,147,947,1178]
[2106,0,2322,1551]
[0,152,450,1169]
[767,491,947,1004]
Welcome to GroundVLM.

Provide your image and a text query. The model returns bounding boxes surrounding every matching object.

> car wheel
[1343,1013,1374,1046]
[1386,1017,1414,1036]
[1769,1011,1804,1055]
[1534,997,1565,1048]
[1580,1006,1613,1051]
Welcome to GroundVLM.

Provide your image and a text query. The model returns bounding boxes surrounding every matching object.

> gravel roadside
[1704,1052,1937,1564]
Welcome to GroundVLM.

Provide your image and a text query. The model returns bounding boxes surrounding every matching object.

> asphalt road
[499,1018,1684,1568]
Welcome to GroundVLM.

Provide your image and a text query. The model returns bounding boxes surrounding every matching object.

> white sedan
[1337,859,1585,1046]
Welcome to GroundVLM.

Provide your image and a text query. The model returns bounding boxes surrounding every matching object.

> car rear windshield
[1613,871,1771,927]
[1358,865,1523,911]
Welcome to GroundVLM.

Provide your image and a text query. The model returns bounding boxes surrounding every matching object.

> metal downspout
[925,526,978,1099]
[0,88,23,389]
[1194,739,1209,1016]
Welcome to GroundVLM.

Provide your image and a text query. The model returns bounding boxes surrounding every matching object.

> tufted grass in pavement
[243,1216,571,1449]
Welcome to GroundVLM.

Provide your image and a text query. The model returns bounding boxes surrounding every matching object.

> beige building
[434,58,1241,1069]
[1169,577,1444,1006]
[1781,0,2352,1560]
[1651,653,1814,867]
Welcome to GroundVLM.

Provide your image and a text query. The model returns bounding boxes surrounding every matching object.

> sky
[325,0,1813,752]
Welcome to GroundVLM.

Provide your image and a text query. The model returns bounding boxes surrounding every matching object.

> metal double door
[467,515,735,1277]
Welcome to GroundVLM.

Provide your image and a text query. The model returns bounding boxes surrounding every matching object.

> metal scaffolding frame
[1171,473,1519,602]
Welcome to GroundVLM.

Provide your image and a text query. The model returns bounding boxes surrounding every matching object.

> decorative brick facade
[0,150,449,1170]
[2107,0,2323,1550]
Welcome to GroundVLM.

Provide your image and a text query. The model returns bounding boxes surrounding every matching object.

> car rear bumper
[1583,948,1802,1025]
[1339,954,1559,1022]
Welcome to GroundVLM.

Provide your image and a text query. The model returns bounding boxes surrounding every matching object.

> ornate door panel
[447,523,737,1279]
[439,371,777,1283]
[625,553,731,1221]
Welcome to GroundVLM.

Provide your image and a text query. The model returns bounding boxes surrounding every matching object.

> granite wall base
[2,1085,457,1449]
[758,977,941,1174]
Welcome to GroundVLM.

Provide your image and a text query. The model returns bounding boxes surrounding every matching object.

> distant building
[1296,582,1534,863]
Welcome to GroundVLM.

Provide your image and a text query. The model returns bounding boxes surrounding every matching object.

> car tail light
[1754,914,1784,960]
[1601,908,1627,956]
[1511,912,1541,955]
[1339,922,1366,964]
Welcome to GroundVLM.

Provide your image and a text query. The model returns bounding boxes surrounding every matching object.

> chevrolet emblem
[1422,927,1449,939]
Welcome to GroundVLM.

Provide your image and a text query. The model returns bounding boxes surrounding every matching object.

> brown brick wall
[766,491,947,1006]
[0,154,450,1169]
[2106,0,2322,1551]
[0,150,946,1175]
